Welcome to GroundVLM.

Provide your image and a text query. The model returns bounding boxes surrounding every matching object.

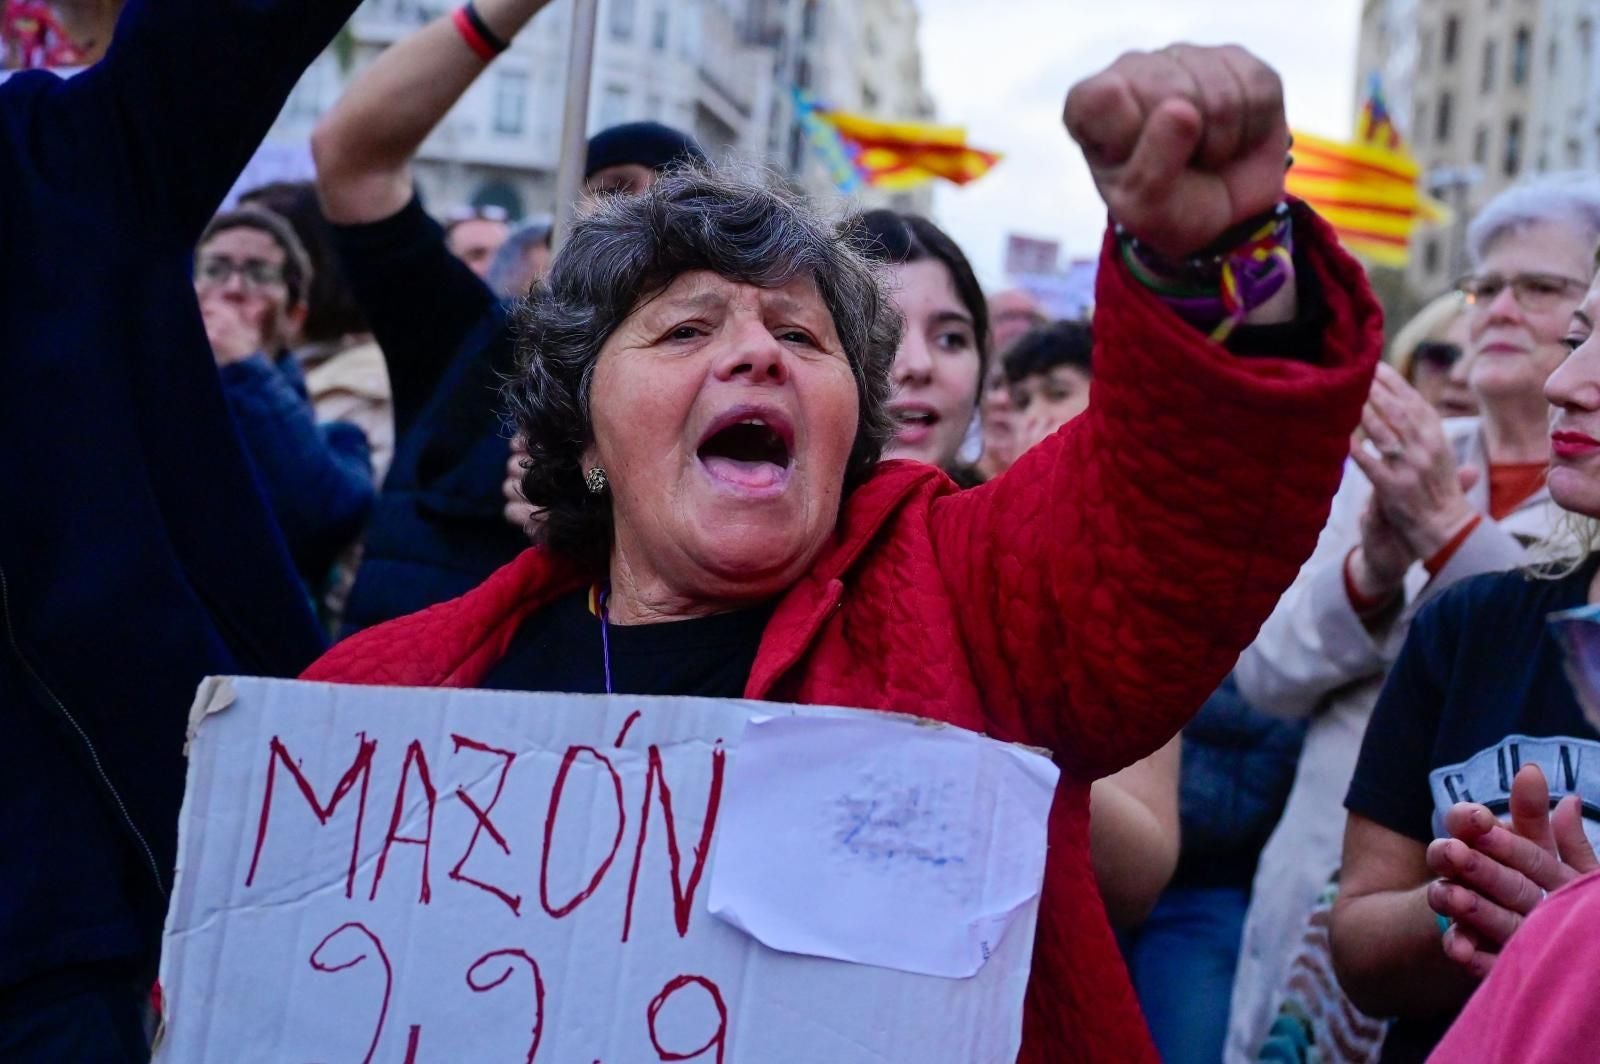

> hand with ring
[1349,363,1480,562]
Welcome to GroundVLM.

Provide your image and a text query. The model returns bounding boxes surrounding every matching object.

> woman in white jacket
[1225,173,1600,1063]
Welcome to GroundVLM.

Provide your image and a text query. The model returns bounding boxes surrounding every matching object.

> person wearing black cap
[311,0,707,634]
[584,120,708,196]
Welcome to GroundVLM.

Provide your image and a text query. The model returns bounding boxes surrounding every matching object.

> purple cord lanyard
[595,583,615,695]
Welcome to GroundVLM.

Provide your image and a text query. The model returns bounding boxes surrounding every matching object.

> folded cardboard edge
[184,675,237,755]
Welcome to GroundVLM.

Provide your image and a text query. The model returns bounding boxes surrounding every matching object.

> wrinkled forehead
[634,268,831,320]
[1479,219,1597,278]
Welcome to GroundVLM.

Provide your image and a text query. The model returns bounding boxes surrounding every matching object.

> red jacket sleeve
[929,209,1381,779]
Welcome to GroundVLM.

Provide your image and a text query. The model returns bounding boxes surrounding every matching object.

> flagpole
[551,0,599,253]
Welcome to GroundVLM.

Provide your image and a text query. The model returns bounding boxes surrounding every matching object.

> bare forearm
[1089,743,1180,929]
[312,0,549,223]
[1090,782,1178,927]
[1330,885,1478,1017]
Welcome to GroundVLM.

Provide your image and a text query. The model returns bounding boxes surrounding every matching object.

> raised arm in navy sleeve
[29,0,364,243]
[332,193,499,437]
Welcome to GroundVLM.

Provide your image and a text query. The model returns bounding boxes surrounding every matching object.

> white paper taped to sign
[155,677,1056,1063]
[708,714,1058,978]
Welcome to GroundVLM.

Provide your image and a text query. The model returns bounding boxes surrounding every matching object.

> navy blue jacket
[220,352,374,589]
[0,0,355,988]
[1170,675,1307,890]
[333,196,530,634]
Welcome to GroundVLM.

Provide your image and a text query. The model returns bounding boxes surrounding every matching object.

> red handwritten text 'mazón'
[242,727,726,941]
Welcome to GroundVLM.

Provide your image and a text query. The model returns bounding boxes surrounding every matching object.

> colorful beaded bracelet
[1117,201,1295,343]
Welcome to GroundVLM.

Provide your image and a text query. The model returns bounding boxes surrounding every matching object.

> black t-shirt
[1345,553,1600,1063]
[479,588,775,697]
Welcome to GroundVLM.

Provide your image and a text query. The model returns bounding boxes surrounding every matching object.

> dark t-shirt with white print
[1345,553,1600,1063]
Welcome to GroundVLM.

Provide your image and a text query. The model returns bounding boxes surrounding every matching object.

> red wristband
[1424,514,1484,576]
[1344,547,1398,616]
[452,6,503,62]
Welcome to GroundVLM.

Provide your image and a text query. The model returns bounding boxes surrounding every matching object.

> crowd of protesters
[6,2,1600,1063]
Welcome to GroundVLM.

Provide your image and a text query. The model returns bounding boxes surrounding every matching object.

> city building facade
[267,0,936,222]
[1357,0,1600,296]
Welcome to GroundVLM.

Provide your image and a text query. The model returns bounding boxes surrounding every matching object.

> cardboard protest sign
[156,677,1057,1063]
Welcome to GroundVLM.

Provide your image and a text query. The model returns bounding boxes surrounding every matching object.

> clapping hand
[1425,764,1599,978]
[1349,364,1479,563]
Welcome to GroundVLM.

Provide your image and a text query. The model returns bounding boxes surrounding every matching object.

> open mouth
[696,409,795,494]
[889,404,940,444]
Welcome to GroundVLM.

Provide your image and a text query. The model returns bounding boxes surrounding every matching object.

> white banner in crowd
[155,677,1057,1063]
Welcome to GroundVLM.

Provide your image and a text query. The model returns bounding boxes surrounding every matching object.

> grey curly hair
[504,166,902,570]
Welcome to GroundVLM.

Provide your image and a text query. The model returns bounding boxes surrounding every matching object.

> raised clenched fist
[1065,43,1289,259]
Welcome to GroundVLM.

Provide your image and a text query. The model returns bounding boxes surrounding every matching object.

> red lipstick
[1552,431,1600,459]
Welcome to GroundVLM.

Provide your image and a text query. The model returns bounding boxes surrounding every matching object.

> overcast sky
[916,0,1364,288]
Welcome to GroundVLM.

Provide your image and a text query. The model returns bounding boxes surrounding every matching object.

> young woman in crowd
[1330,239,1600,1063]
[1227,172,1600,1063]
[856,209,989,485]
[1388,293,1476,420]
[307,43,1384,1062]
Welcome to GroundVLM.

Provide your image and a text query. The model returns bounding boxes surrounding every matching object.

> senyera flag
[793,88,1001,193]
[1286,80,1447,267]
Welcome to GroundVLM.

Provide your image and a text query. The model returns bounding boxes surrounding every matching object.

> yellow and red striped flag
[1287,83,1447,267]
[794,89,1000,192]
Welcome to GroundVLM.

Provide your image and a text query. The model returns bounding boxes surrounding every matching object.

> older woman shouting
[307,44,1381,1064]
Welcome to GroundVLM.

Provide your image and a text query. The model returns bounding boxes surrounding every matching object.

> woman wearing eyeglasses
[1389,293,1476,419]
[1226,173,1600,1064]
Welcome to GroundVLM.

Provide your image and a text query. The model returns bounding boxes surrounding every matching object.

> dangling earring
[584,466,609,495]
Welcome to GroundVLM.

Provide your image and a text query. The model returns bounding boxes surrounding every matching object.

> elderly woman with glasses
[1226,171,1600,1063]
[308,45,1381,1063]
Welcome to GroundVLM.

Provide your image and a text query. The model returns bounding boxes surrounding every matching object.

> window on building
[1424,237,1440,275]
[609,0,635,41]
[1435,91,1453,143]
[1583,18,1595,60]
[650,6,667,50]
[796,56,812,90]
[493,69,528,135]
[1414,101,1429,146]
[1512,26,1531,85]
[1473,125,1489,164]
[1504,115,1523,176]
[1571,137,1584,167]
[599,84,629,130]
[1549,38,1559,73]
[1443,15,1460,65]
[1419,28,1433,72]
[862,84,879,111]
[1482,39,1497,92]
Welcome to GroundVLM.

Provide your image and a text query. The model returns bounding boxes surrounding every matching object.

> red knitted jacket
[305,215,1382,1062]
